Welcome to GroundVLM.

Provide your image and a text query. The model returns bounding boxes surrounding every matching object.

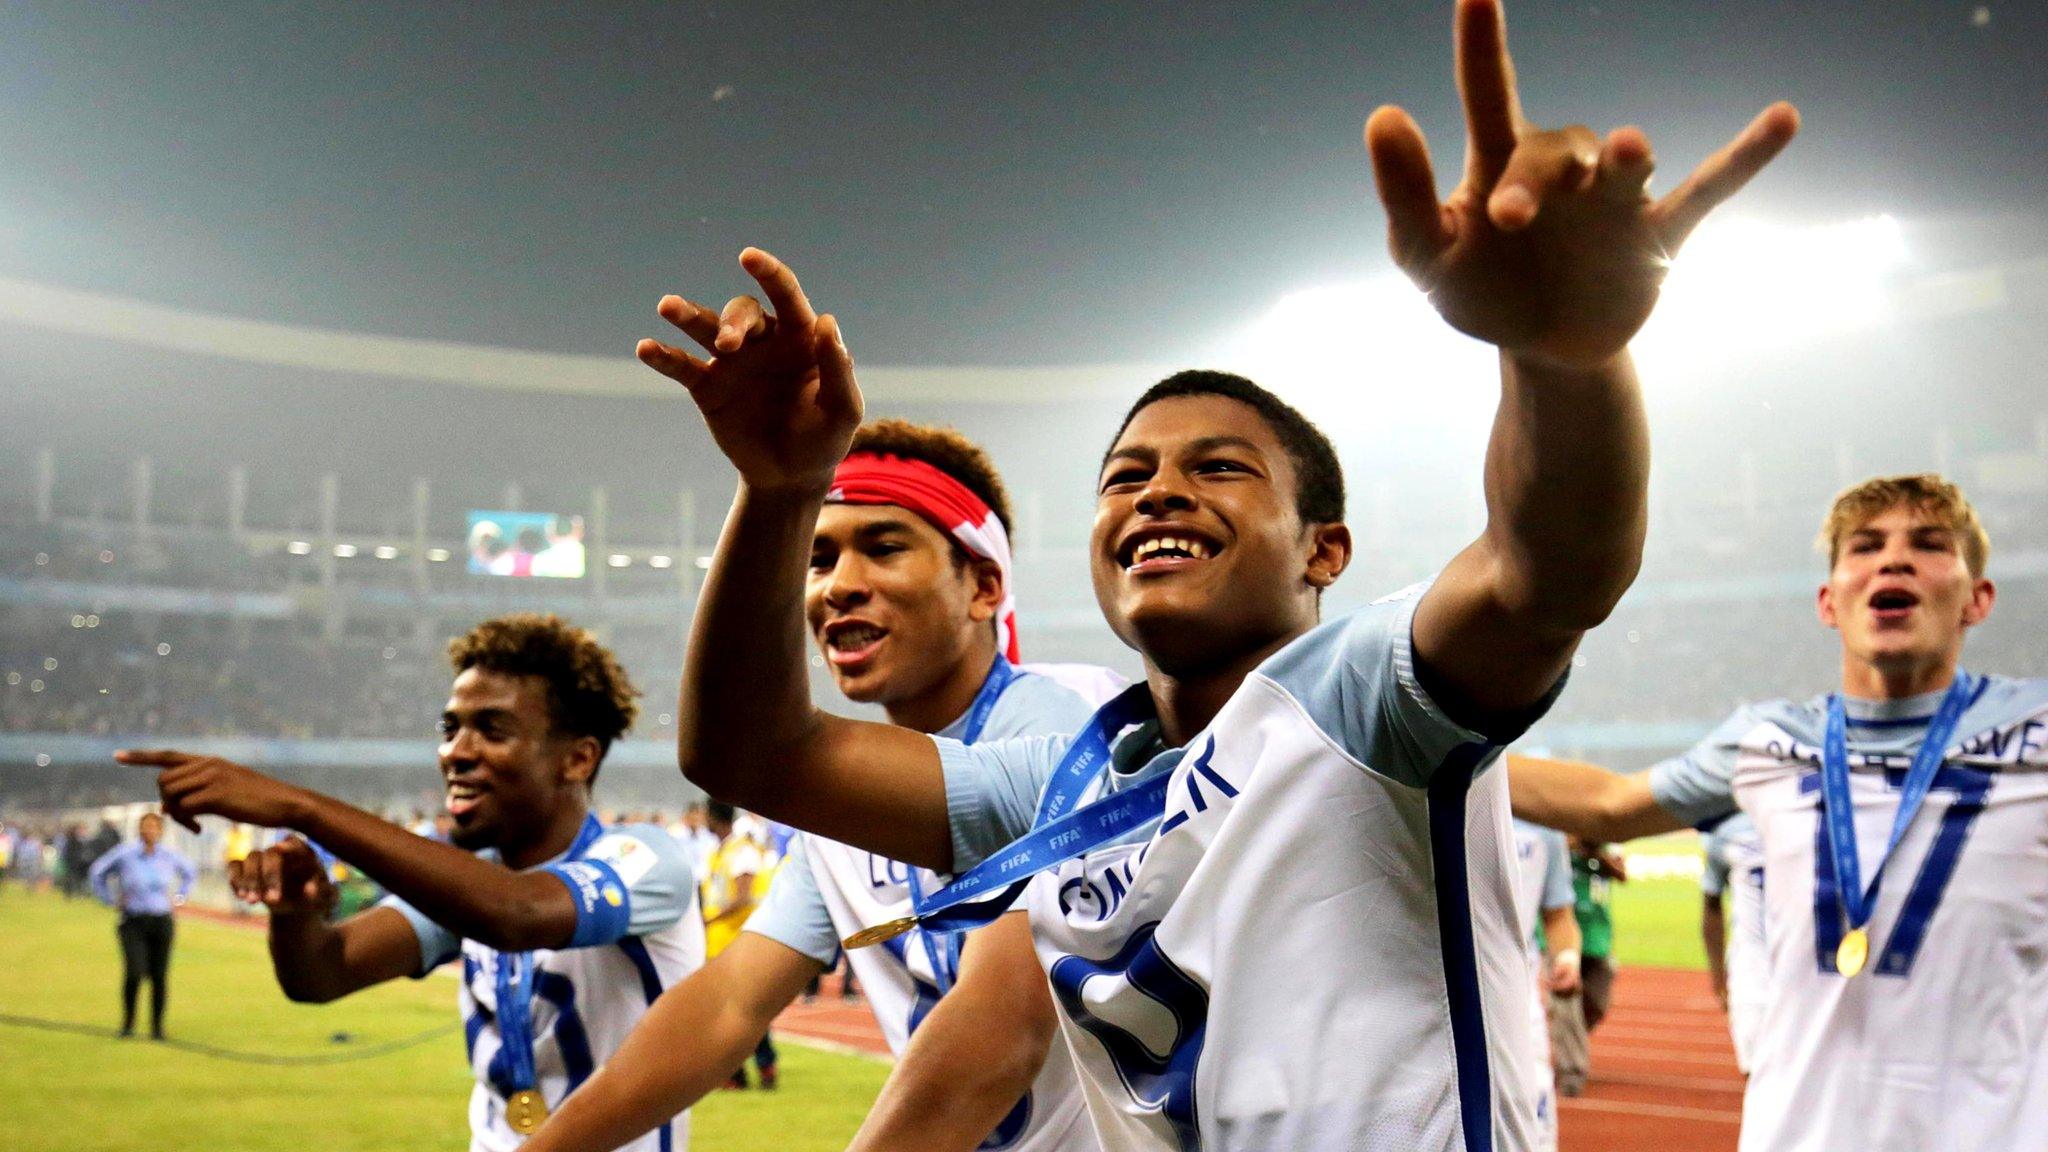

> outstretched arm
[846,913,1060,1152]
[1506,753,1683,842]
[1370,0,1798,720]
[640,252,954,869]
[521,933,825,1152]
[123,751,582,952]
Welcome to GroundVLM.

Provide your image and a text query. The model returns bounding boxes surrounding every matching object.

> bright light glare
[607,553,631,568]
[333,543,359,558]
[648,554,674,569]
[372,545,399,560]
[1215,215,1909,414]
[286,540,313,555]
[426,548,452,562]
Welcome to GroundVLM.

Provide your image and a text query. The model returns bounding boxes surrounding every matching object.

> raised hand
[1366,0,1799,368]
[116,749,311,832]
[637,248,863,492]
[229,836,338,915]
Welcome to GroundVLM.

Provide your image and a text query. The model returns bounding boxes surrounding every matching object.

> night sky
[0,1,2041,369]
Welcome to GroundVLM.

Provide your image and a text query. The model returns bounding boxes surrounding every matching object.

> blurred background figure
[86,811,195,1039]
[698,800,777,1090]
[1548,839,1627,1096]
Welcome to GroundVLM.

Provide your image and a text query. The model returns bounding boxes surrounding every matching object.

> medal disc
[506,1089,549,1135]
[1836,927,1870,978]
[841,915,920,950]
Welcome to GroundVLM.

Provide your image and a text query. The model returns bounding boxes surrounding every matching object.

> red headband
[828,452,1019,663]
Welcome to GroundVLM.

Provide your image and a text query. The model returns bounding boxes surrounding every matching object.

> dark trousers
[117,913,174,1037]
[1548,954,1616,1092]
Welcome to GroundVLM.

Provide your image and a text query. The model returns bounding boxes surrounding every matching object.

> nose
[1877,536,1918,574]
[441,726,480,766]
[821,554,872,613]
[1134,471,1197,517]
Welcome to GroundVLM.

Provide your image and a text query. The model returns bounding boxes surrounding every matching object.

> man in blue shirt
[87,811,196,1039]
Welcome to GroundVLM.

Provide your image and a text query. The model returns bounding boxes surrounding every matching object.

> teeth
[1129,535,1213,565]
[830,624,884,649]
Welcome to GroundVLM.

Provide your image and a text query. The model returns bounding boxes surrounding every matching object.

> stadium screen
[465,511,586,578]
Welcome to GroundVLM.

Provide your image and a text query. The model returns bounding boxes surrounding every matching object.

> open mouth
[1118,527,1222,574]
[445,780,488,819]
[821,619,889,668]
[1869,588,1920,621]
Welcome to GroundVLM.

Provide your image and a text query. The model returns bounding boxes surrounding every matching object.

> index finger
[738,247,818,329]
[1455,0,1525,190]
[115,749,191,769]
[1651,102,1801,249]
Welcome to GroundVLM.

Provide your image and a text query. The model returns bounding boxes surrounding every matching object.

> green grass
[1610,873,1712,972]
[0,888,888,1151]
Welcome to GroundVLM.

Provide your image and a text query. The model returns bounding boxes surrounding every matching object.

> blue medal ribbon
[907,683,1164,938]
[908,658,1020,990]
[1819,673,1973,946]
[489,813,604,1104]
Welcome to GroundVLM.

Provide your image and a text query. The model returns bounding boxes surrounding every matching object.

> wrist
[1551,947,1581,969]
[1504,346,1634,381]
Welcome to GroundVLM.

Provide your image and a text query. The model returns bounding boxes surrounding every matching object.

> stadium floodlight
[607,553,632,568]
[373,545,400,560]
[648,554,674,569]
[694,555,714,570]
[426,548,452,562]
[71,614,85,628]
[156,643,171,656]
[286,540,313,555]
[333,543,359,558]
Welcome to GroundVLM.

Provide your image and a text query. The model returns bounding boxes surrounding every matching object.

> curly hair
[849,419,1015,535]
[1819,473,1990,578]
[447,614,640,755]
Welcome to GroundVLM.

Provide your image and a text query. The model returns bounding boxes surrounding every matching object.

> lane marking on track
[1596,1043,1747,1068]
[1560,1098,1743,1124]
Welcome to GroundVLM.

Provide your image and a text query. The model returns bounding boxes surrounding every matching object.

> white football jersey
[1652,673,2048,1151]
[941,585,1555,1151]
[1700,811,1768,1072]
[385,821,705,1152]
[745,665,1110,1152]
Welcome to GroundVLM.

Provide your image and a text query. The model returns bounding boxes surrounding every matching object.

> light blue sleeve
[88,844,126,906]
[542,824,696,946]
[1700,824,1731,898]
[1540,828,1574,910]
[172,850,198,898]
[1647,708,1750,828]
[740,835,840,967]
[981,673,1099,742]
[376,893,463,976]
[938,733,1070,872]
[1260,582,1561,788]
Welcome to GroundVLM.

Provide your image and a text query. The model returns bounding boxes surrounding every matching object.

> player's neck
[1839,649,1959,702]
[500,795,591,871]
[1145,630,1303,747]
[884,638,1000,735]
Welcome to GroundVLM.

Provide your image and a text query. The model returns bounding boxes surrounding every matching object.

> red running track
[777,966,1748,1150]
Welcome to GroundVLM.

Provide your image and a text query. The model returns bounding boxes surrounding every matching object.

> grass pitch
[0,888,886,1151]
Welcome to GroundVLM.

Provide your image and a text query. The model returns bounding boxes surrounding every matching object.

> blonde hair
[1818,473,1990,578]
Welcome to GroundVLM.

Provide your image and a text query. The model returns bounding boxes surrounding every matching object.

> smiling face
[1092,393,1349,677]
[1817,503,1995,692]
[806,504,1000,710]
[436,667,597,852]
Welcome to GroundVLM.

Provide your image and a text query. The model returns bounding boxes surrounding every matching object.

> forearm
[852,915,1057,1152]
[525,939,819,1152]
[1701,904,1728,988]
[1507,754,1682,843]
[266,911,354,1003]
[1481,350,1649,634]
[290,796,566,951]
[677,482,830,806]
[1542,905,1582,960]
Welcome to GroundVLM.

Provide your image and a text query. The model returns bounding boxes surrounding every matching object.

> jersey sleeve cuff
[1647,761,1738,829]
[541,858,634,948]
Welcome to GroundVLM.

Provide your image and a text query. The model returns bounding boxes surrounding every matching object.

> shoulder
[1967,673,2048,724]
[583,824,693,887]
[985,670,1103,741]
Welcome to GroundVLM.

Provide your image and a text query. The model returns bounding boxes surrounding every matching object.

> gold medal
[841,915,920,950]
[506,1089,549,1135]
[1835,927,1870,978]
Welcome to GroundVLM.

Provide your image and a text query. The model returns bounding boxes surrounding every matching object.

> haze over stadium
[3,4,2046,1152]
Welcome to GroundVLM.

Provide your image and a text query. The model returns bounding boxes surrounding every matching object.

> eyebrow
[1102,435,1267,468]
[442,706,518,725]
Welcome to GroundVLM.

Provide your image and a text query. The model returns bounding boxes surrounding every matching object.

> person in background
[698,800,777,1089]
[87,811,196,1039]
[670,804,718,878]
[60,823,95,898]
[1700,811,1767,1074]
[1511,818,1582,1149]
[1548,837,1625,1096]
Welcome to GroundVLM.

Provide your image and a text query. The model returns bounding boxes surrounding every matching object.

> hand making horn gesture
[636,248,862,494]
[1366,0,1800,368]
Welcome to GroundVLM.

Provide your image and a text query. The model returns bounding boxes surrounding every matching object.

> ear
[559,736,603,788]
[1815,582,1839,630]
[1962,577,1996,628]
[965,557,1004,624]
[1304,523,1353,589]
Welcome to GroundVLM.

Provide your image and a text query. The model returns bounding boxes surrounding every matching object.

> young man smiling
[633,4,1794,1147]
[1510,474,2048,1151]
[523,420,1104,1152]
[122,615,703,1152]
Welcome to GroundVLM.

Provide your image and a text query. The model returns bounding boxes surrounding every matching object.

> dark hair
[849,419,1015,536]
[1106,370,1345,525]
[447,614,640,761]
[705,800,738,825]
